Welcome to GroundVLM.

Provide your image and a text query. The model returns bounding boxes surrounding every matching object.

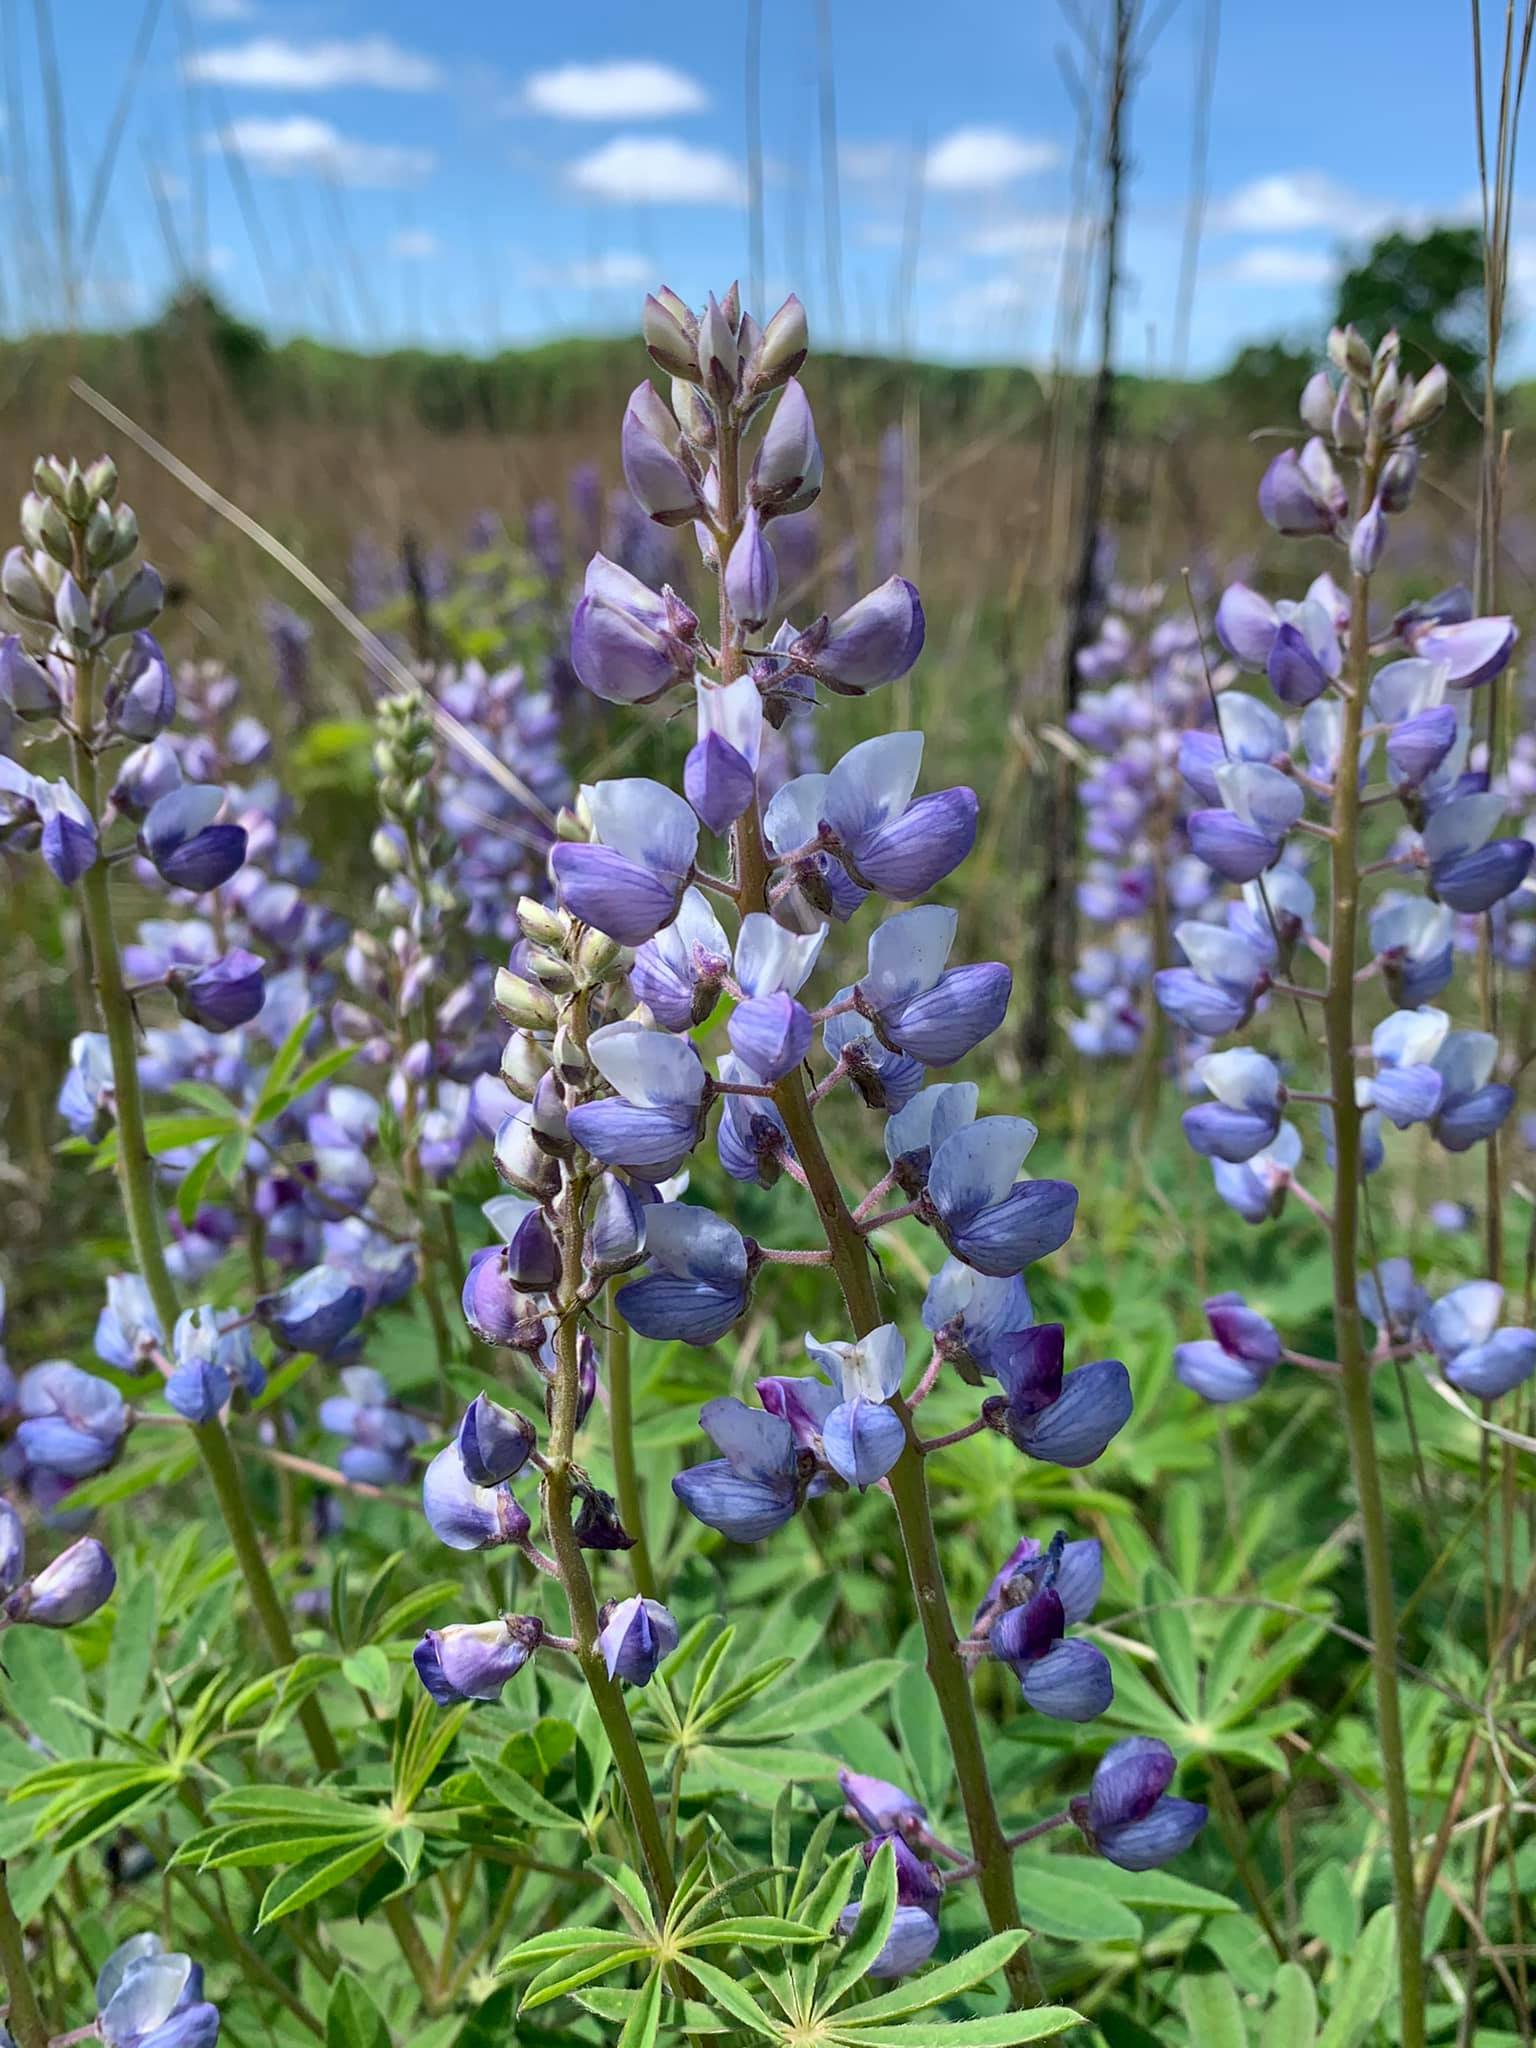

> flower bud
[32,493,73,565]
[101,563,165,636]
[724,507,779,633]
[1370,360,1400,432]
[575,925,627,984]
[621,384,704,526]
[83,455,118,502]
[751,379,823,516]
[5,1536,116,1627]
[1398,361,1448,433]
[54,571,97,649]
[598,1594,680,1684]
[493,968,556,1031]
[517,896,566,947]
[1330,383,1365,453]
[642,292,699,379]
[1378,445,1418,514]
[1299,371,1334,435]
[456,1393,537,1485]
[500,1031,550,1099]
[414,1614,541,1706]
[1327,324,1372,381]
[754,294,809,390]
[32,455,68,503]
[671,378,714,448]
[106,633,175,740]
[696,292,740,408]
[1350,498,1387,576]
[0,635,61,720]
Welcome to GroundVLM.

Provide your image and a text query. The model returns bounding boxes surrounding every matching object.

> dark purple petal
[684,732,756,833]
[550,844,682,946]
[1019,1639,1114,1721]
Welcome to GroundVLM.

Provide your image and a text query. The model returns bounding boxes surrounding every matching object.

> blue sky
[4,0,1529,371]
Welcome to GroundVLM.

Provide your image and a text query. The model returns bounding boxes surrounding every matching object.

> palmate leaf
[1071,1857,1239,1917]
[501,1927,641,1972]
[823,1932,1032,2025]
[174,1817,384,1872]
[517,1944,654,2013]
[817,1839,897,2011]
[669,1957,780,2038]
[474,1756,584,1833]
[324,1974,392,2048]
[732,1661,907,1739]
[1261,1961,1319,2048]
[574,1988,732,2036]
[1010,1866,1142,1944]
[1317,1906,1395,2048]
[616,1969,664,2048]
[1177,1974,1248,2048]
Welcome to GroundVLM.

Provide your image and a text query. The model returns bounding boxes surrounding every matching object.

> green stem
[715,404,1033,2001]
[0,1862,50,2048]
[607,1282,659,1600]
[1324,436,1426,2048]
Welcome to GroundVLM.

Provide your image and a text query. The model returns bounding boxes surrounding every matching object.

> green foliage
[1335,225,1487,391]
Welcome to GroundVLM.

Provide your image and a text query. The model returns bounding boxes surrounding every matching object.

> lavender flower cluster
[405,280,1207,1975]
[1155,330,1534,1413]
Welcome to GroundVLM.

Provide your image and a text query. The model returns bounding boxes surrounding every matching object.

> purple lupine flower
[35,778,99,884]
[1369,658,1458,791]
[551,778,699,945]
[921,1257,1034,1377]
[923,1117,1077,1277]
[800,1324,908,1486]
[885,1081,979,1192]
[599,1594,680,1685]
[567,1024,707,1179]
[1422,1282,1536,1400]
[762,770,870,924]
[1174,1293,1282,1403]
[413,1615,542,1706]
[4,1535,116,1627]
[824,996,924,1111]
[838,1767,926,1835]
[1357,1257,1429,1343]
[461,1245,549,1349]
[169,949,266,1032]
[105,634,175,741]
[57,1031,114,1138]
[256,1265,366,1357]
[672,1394,805,1541]
[1182,1049,1285,1162]
[716,1053,793,1184]
[319,1367,430,1486]
[1358,1008,1448,1128]
[616,1203,751,1345]
[1430,1030,1514,1151]
[1183,694,1287,802]
[857,906,1010,1067]
[1212,1120,1303,1224]
[621,382,705,525]
[1258,438,1345,536]
[727,911,825,1081]
[584,1174,649,1279]
[1072,1737,1208,1870]
[835,1886,941,1981]
[456,1393,537,1485]
[95,1933,219,2048]
[571,555,698,705]
[1188,763,1303,883]
[422,1444,531,1550]
[95,1274,164,1374]
[630,887,732,1029]
[16,1362,127,1477]
[986,1325,1132,1467]
[164,1306,265,1423]
[1404,611,1516,690]
[1155,920,1269,1039]
[111,738,184,820]
[990,1573,1113,1722]
[1424,793,1534,914]
[794,576,925,695]
[976,1533,1102,1631]
[808,733,978,899]
[139,786,247,893]
[685,676,763,832]
[0,634,62,719]
[1372,896,1455,1007]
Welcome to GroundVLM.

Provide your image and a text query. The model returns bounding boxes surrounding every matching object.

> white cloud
[925,127,1059,192]
[1214,171,1375,236]
[187,36,440,91]
[525,250,652,291]
[390,229,438,259]
[842,140,906,185]
[213,117,433,188]
[520,59,707,121]
[965,212,1079,259]
[1222,245,1335,286]
[567,135,742,205]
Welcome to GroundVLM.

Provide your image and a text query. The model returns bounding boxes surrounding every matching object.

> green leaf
[91,1113,239,1169]
[103,1571,158,1731]
[734,1660,906,1738]
[518,1946,652,2013]
[325,1974,391,2048]
[175,1137,228,1226]
[1301,1864,1358,1959]
[590,1855,659,1937]
[893,1640,952,1813]
[257,1837,385,1926]
[475,1757,583,1833]
[820,1838,897,2011]
[1141,1567,1200,1720]
[1071,1858,1240,1916]
[831,2015,1082,2046]
[683,1915,821,1949]
[0,1632,91,1757]
[180,1820,381,1872]
[252,1008,317,1119]
[1203,1606,1266,1715]
[1317,1906,1394,2048]
[1177,1975,1247,2048]
[616,1970,663,2048]
[672,1956,778,2037]
[340,1646,392,1697]
[1010,1866,1142,1944]
[500,1928,640,1972]
[842,1932,1033,2024]
[1261,1961,1318,2048]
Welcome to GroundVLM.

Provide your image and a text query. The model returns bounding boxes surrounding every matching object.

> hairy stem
[1325,437,1426,2048]
[606,1282,659,1600]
